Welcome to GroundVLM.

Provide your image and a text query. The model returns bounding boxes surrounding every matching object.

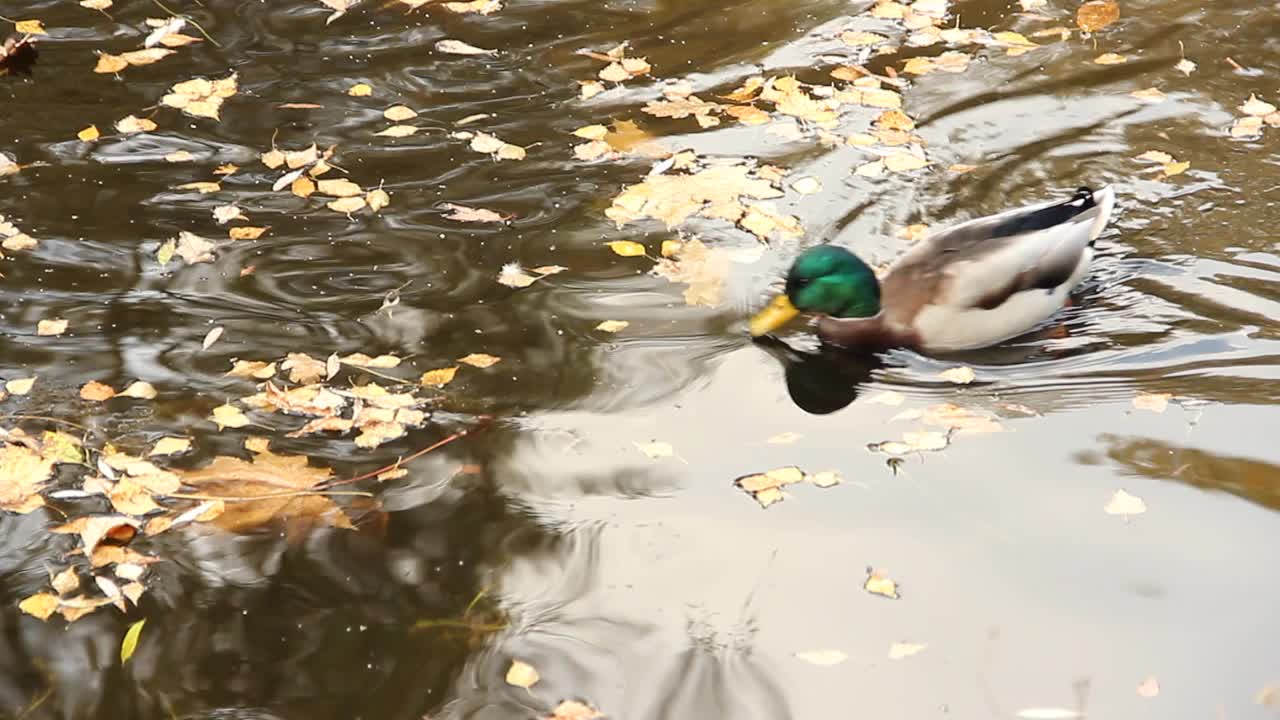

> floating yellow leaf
[229,226,268,240]
[794,649,848,666]
[1174,58,1196,76]
[458,353,501,368]
[37,318,68,336]
[15,20,46,35]
[420,367,458,387]
[348,83,372,96]
[177,181,221,194]
[864,568,900,599]
[115,115,157,134]
[367,189,390,211]
[211,403,250,430]
[506,660,539,689]
[939,366,976,384]
[149,437,191,456]
[1094,52,1127,65]
[120,619,146,663]
[316,178,362,197]
[375,124,418,137]
[383,105,417,121]
[327,196,366,214]
[19,593,59,621]
[80,0,113,9]
[1240,94,1277,117]
[607,240,646,257]
[6,377,35,395]
[1104,488,1146,516]
[78,125,100,142]
[595,320,629,332]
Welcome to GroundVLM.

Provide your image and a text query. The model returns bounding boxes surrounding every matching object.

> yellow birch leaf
[366,189,390,211]
[15,20,47,35]
[327,196,367,214]
[6,377,36,395]
[348,83,372,96]
[19,593,59,621]
[229,226,268,240]
[864,569,900,599]
[607,240,646,257]
[457,353,501,368]
[420,367,458,387]
[78,125,101,142]
[384,105,418,121]
[37,318,68,336]
[120,619,146,663]
[505,660,539,689]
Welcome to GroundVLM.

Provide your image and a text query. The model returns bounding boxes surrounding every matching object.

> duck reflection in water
[752,335,882,415]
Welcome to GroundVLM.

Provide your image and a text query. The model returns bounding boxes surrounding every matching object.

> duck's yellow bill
[749,294,800,336]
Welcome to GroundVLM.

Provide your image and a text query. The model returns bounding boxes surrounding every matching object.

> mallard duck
[749,185,1116,352]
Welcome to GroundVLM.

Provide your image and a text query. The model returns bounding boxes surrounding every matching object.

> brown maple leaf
[177,448,353,534]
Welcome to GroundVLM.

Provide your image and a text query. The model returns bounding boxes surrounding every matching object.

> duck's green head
[749,245,881,336]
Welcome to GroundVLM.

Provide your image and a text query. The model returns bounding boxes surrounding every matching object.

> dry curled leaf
[864,568,900,599]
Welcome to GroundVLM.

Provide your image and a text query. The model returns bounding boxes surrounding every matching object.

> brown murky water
[2,0,1279,718]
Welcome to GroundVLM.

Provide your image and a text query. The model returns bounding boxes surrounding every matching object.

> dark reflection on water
[3,0,1280,718]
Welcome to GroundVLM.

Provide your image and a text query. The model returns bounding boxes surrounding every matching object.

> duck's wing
[885,186,1115,313]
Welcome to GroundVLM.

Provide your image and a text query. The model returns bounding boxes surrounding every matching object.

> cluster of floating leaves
[0,342,514,623]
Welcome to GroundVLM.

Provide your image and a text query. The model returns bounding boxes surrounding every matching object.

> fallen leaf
[595,320,629,332]
[939,366,976,384]
[888,642,927,659]
[202,326,223,350]
[80,0,113,9]
[18,593,59,621]
[442,203,508,223]
[177,181,222,194]
[213,204,246,224]
[115,115,157,134]
[1240,94,1277,117]
[174,231,215,264]
[1094,52,1127,65]
[328,196,367,214]
[1104,488,1147,517]
[436,39,496,55]
[165,150,195,163]
[367,189,390,211]
[498,260,548,288]
[211,403,250,430]
[445,0,503,13]
[458,353,501,368]
[119,381,157,399]
[15,20,47,35]
[77,125,100,142]
[607,240,647,257]
[1174,58,1196,76]
[652,238,729,307]
[864,568,900,599]
[579,80,606,99]
[348,83,372,96]
[80,381,116,401]
[794,650,847,666]
[37,318,67,336]
[120,619,146,662]
[317,178,363,197]
[506,659,539,689]
[547,700,605,720]
[1076,0,1120,32]
[384,105,417,121]
[1132,392,1172,412]
[149,437,191,456]
[420,367,458,387]
[177,448,351,532]
[375,125,418,139]
[229,226,268,240]
[807,470,841,488]
[51,515,140,557]
[6,377,35,395]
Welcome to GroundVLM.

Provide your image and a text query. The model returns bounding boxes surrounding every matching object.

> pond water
[2,0,1279,718]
